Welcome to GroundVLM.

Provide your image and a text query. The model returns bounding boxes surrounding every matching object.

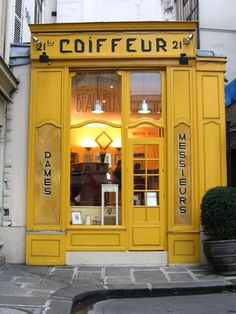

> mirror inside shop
[70,71,161,226]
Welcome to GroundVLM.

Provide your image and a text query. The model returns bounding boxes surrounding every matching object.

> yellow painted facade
[26,22,226,265]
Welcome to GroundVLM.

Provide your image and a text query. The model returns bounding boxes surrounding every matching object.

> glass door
[127,138,165,250]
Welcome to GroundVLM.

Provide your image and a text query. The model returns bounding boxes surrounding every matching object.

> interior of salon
[70,71,162,226]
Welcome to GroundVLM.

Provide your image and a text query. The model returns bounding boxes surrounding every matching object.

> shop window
[70,72,122,226]
[130,72,161,120]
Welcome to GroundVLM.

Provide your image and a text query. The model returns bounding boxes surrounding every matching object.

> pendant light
[138,99,151,114]
[138,74,151,114]
[92,74,104,114]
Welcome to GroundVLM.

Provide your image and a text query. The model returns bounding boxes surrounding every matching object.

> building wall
[1,0,38,262]
[199,0,236,81]
[1,63,29,263]
[45,0,175,23]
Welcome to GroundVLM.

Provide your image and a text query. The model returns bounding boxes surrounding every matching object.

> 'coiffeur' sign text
[31,32,195,60]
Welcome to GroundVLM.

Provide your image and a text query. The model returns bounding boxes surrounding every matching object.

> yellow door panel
[133,207,146,222]
[146,207,160,222]
[132,227,161,246]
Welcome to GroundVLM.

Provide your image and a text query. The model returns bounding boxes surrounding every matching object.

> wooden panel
[67,230,126,250]
[132,227,160,246]
[133,207,146,222]
[146,207,160,222]
[35,71,62,124]
[26,234,65,265]
[203,122,222,190]
[202,75,220,119]
[173,69,191,122]
[34,124,61,226]
[168,233,200,263]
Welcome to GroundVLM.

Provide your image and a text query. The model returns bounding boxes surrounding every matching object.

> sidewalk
[0,263,236,314]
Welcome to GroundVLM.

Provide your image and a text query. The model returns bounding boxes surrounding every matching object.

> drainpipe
[0,105,5,226]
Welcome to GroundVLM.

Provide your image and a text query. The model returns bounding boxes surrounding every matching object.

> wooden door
[127,138,165,250]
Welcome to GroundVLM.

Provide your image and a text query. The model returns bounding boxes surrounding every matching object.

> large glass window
[130,72,161,120]
[70,72,122,226]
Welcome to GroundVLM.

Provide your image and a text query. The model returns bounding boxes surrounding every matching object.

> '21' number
[172,41,182,49]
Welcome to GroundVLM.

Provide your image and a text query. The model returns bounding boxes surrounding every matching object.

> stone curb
[70,282,236,313]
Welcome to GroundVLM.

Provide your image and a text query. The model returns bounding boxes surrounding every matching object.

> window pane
[133,145,145,158]
[130,72,161,120]
[147,145,159,158]
[71,72,121,125]
[70,71,122,226]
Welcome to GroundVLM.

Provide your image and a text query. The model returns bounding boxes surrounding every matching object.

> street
[74,292,236,314]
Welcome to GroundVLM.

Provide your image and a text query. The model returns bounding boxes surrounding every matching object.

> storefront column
[167,66,200,263]
[26,68,68,265]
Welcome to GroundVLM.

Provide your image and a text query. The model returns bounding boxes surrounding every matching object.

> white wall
[43,0,57,23]
[2,63,30,263]
[199,0,236,81]
[56,0,168,22]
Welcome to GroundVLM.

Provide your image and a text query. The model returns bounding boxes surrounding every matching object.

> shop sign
[34,125,61,225]
[174,123,191,225]
[31,32,195,60]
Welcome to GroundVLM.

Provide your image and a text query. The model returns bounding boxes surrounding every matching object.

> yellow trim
[168,233,200,264]
[30,21,198,33]
[26,234,66,265]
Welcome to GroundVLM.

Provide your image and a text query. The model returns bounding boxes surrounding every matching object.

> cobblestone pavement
[0,263,236,313]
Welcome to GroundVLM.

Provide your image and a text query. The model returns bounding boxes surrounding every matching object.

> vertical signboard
[174,123,191,225]
[34,124,61,225]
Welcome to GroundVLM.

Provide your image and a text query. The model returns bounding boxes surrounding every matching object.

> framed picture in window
[84,154,93,162]
[71,211,82,224]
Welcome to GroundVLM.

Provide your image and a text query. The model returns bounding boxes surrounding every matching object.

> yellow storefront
[26,21,227,265]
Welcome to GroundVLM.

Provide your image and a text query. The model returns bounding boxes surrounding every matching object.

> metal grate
[15,0,23,18]
[14,16,22,43]
[14,0,23,43]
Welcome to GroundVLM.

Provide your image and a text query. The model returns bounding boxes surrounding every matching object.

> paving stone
[0,283,27,296]
[18,266,52,277]
[14,276,42,283]
[105,277,132,285]
[0,307,42,313]
[106,283,149,290]
[52,286,82,299]
[162,266,187,273]
[29,290,52,297]
[72,277,102,286]
[132,266,161,271]
[105,267,131,277]
[43,299,72,314]
[0,275,19,282]
[195,274,225,281]
[0,296,47,306]
[133,270,168,283]
[76,272,101,279]
[151,280,228,289]
[78,266,102,272]
[68,285,106,295]
[25,278,67,291]
[168,273,195,282]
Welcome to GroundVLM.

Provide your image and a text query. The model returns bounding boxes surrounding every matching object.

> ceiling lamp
[92,74,104,114]
[138,99,151,114]
[92,99,104,114]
